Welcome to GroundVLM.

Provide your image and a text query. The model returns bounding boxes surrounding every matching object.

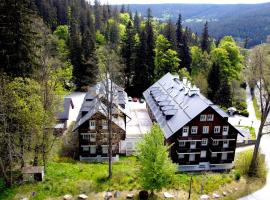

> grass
[253,97,261,120]
[0,151,266,200]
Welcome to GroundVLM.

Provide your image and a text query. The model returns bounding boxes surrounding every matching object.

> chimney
[182,77,188,85]
[188,86,200,97]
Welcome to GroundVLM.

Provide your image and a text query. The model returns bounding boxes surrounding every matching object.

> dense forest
[0,0,246,188]
[128,3,270,48]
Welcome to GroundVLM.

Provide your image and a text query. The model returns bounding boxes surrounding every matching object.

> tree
[164,18,176,49]
[154,35,179,79]
[0,0,38,77]
[190,46,211,76]
[248,46,270,176]
[133,11,141,33]
[201,21,210,53]
[207,62,221,101]
[121,20,136,89]
[136,124,176,194]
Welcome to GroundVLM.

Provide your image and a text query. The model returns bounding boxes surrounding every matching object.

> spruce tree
[164,18,176,49]
[207,62,221,102]
[134,11,141,33]
[0,0,38,77]
[121,20,136,89]
[94,0,102,31]
[201,21,210,53]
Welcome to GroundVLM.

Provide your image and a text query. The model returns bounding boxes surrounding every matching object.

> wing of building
[143,72,243,171]
[73,79,129,161]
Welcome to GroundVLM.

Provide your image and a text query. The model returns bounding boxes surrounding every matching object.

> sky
[97,0,270,4]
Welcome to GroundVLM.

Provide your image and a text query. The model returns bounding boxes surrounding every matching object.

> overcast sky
[97,0,269,4]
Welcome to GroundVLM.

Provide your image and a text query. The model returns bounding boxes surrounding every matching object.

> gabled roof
[143,73,230,139]
[73,80,128,131]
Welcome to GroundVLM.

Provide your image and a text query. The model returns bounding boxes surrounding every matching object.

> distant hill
[128,3,270,47]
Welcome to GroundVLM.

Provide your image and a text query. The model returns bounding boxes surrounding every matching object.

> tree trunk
[249,124,263,176]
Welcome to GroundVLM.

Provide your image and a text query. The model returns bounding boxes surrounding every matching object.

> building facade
[143,73,242,171]
[73,80,129,161]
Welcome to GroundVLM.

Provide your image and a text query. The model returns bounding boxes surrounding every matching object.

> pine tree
[94,0,102,31]
[134,11,141,33]
[207,62,221,101]
[121,20,136,89]
[215,79,232,107]
[164,18,176,49]
[0,0,39,77]
[181,33,192,73]
[201,21,210,53]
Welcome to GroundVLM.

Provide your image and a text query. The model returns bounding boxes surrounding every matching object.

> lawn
[253,97,261,120]
[0,156,234,200]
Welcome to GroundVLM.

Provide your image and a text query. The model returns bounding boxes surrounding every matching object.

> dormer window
[200,115,206,121]
[207,114,214,121]
[89,120,96,130]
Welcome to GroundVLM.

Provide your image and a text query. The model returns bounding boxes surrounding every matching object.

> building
[143,73,243,171]
[73,80,129,161]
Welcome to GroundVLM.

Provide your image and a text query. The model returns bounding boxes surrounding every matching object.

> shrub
[0,178,5,192]
[238,109,249,117]
[235,149,267,179]
[234,171,241,181]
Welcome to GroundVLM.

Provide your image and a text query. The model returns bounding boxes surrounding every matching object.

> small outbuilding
[22,166,44,182]
[228,107,237,116]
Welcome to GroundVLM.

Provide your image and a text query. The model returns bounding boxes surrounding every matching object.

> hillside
[128,3,270,47]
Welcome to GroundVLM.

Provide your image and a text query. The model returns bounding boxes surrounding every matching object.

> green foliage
[119,13,131,26]
[235,150,267,179]
[53,25,69,41]
[95,31,106,45]
[154,35,180,80]
[234,171,241,181]
[178,68,191,81]
[253,97,261,120]
[190,46,211,76]
[136,124,176,192]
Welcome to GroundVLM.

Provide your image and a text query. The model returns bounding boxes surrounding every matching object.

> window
[211,152,217,157]
[223,140,229,148]
[200,114,206,121]
[90,133,96,142]
[81,133,90,140]
[189,154,195,161]
[179,141,185,147]
[182,126,189,137]
[190,141,196,149]
[102,119,108,129]
[201,138,208,146]
[102,145,108,154]
[82,145,89,152]
[89,120,96,130]
[214,126,221,133]
[207,114,214,121]
[213,140,219,146]
[221,152,228,160]
[191,126,198,134]
[200,151,207,158]
[223,126,229,135]
[90,145,96,154]
[202,126,209,134]
[179,154,185,159]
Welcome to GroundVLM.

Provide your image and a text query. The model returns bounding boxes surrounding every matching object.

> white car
[128,96,132,102]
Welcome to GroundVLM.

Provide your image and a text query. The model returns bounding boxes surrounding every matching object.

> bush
[234,171,241,181]
[0,178,5,192]
[235,149,267,179]
[238,109,249,117]
[235,101,247,111]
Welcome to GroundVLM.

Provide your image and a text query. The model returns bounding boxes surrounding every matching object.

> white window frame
[81,133,90,140]
[189,154,196,161]
[211,152,217,157]
[179,141,185,147]
[202,126,209,134]
[89,120,96,130]
[223,140,229,148]
[213,140,219,146]
[200,114,207,121]
[191,126,198,134]
[81,145,89,152]
[200,151,207,158]
[179,154,185,159]
[221,152,228,160]
[90,133,96,142]
[102,145,108,154]
[190,141,196,149]
[90,145,96,154]
[214,126,221,133]
[207,114,214,121]
[182,126,189,137]
[223,126,229,135]
[201,138,208,146]
[102,119,108,130]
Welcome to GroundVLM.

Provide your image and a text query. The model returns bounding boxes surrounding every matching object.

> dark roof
[58,98,74,120]
[22,166,44,174]
[73,79,128,131]
[143,73,231,139]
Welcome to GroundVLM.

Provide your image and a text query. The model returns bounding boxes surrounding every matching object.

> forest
[0,0,245,188]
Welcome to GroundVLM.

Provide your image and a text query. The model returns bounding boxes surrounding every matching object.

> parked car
[128,96,132,102]
[132,97,138,102]
[139,98,145,103]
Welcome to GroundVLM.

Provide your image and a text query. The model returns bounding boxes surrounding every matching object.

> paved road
[238,85,270,200]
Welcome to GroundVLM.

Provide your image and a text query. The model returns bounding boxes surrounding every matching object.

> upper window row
[200,114,214,122]
[182,125,229,136]
[89,120,108,130]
